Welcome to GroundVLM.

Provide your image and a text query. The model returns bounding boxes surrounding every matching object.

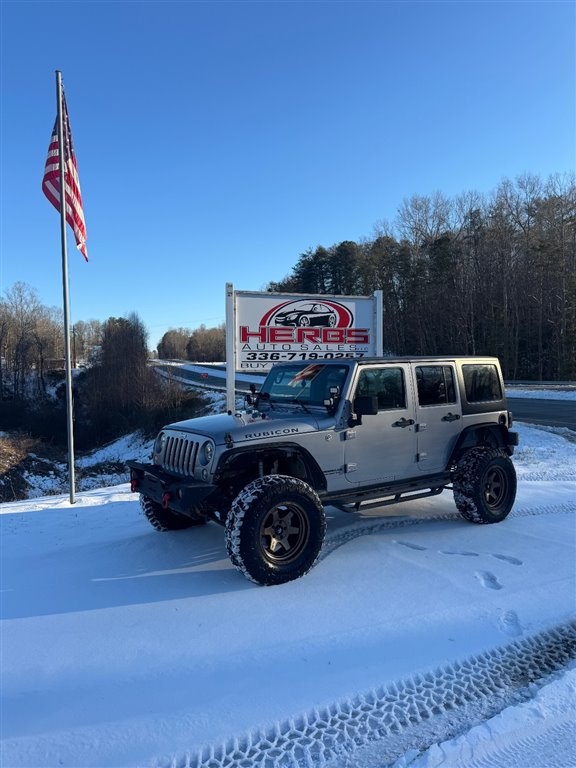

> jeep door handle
[442,412,461,422]
[393,417,415,428]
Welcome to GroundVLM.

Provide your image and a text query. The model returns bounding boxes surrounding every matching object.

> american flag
[288,364,323,387]
[42,92,88,261]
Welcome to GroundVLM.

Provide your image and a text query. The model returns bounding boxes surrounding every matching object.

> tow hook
[162,492,171,509]
[130,478,138,493]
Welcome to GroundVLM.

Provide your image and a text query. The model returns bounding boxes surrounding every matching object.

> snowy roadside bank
[1,419,574,768]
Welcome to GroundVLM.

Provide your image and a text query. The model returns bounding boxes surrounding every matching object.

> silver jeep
[128,357,518,585]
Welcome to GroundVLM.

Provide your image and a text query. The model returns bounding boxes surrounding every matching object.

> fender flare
[450,422,513,465]
[213,441,328,493]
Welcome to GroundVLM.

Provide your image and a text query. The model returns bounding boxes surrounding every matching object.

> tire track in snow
[429,721,575,768]
[153,621,576,768]
[318,501,575,563]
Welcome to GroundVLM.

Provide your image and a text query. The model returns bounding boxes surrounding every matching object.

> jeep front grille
[161,435,199,477]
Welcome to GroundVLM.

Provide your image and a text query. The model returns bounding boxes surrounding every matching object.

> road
[507,397,576,430]
[155,363,255,392]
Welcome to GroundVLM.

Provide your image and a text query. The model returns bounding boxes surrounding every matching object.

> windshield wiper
[284,398,311,413]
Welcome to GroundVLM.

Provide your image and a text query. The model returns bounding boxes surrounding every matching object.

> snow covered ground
[1,391,575,767]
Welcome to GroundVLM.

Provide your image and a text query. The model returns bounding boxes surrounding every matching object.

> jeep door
[344,364,417,485]
[413,363,462,472]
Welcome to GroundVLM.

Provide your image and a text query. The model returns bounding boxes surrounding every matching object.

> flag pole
[55,70,76,504]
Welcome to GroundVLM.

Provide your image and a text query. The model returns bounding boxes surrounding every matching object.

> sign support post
[225,282,236,413]
[374,290,383,356]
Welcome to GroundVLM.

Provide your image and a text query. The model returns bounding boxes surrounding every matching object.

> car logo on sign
[264,300,354,329]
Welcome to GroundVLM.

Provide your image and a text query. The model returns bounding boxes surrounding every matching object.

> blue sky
[1,0,574,350]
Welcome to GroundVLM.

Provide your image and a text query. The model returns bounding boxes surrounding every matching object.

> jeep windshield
[258,363,349,408]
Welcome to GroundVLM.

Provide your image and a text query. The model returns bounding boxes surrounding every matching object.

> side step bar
[331,486,446,513]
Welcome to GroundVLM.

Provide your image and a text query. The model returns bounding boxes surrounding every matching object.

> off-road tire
[225,475,326,586]
[140,494,207,532]
[453,448,517,524]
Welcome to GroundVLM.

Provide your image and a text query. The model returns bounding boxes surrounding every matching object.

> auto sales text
[239,326,370,344]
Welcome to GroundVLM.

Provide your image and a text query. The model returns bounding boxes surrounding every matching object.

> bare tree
[157,328,190,359]
[186,324,225,362]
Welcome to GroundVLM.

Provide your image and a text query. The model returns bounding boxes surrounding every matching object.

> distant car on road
[274,302,337,327]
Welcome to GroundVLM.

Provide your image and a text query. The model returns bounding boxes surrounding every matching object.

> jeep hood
[163,409,322,445]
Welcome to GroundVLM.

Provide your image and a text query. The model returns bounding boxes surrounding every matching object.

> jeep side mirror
[353,395,379,416]
[348,394,378,427]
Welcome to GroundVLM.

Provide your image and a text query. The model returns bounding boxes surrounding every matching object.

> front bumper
[507,430,519,453]
[127,460,216,515]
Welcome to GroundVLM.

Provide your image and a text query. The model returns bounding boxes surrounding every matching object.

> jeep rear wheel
[225,475,326,585]
[140,494,207,531]
[453,448,517,524]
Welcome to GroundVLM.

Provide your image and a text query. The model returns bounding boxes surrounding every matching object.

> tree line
[267,173,575,381]
[3,172,574,398]
[0,291,201,448]
[156,324,226,362]
[0,282,103,401]
[156,173,574,380]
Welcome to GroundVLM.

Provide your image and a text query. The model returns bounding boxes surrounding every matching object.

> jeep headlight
[154,431,166,457]
[198,440,214,466]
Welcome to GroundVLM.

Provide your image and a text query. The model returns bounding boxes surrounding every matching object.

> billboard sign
[227,286,382,373]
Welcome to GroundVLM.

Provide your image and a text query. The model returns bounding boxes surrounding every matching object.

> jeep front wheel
[225,475,326,585]
[453,448,517,524]
[140,494,207,531]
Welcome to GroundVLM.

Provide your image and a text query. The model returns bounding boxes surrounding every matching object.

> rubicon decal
[243,427,300,439]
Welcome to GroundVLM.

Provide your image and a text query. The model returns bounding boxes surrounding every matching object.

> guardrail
[506,380,575,387]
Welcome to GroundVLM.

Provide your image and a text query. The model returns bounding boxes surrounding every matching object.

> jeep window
[261,363,349,407]
[416,365,456,406]
[356,367,406,410]
[462,364,502,402]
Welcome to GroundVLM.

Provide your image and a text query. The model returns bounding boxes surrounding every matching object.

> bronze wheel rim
[259,502,310,565]
[483,465,508,511]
